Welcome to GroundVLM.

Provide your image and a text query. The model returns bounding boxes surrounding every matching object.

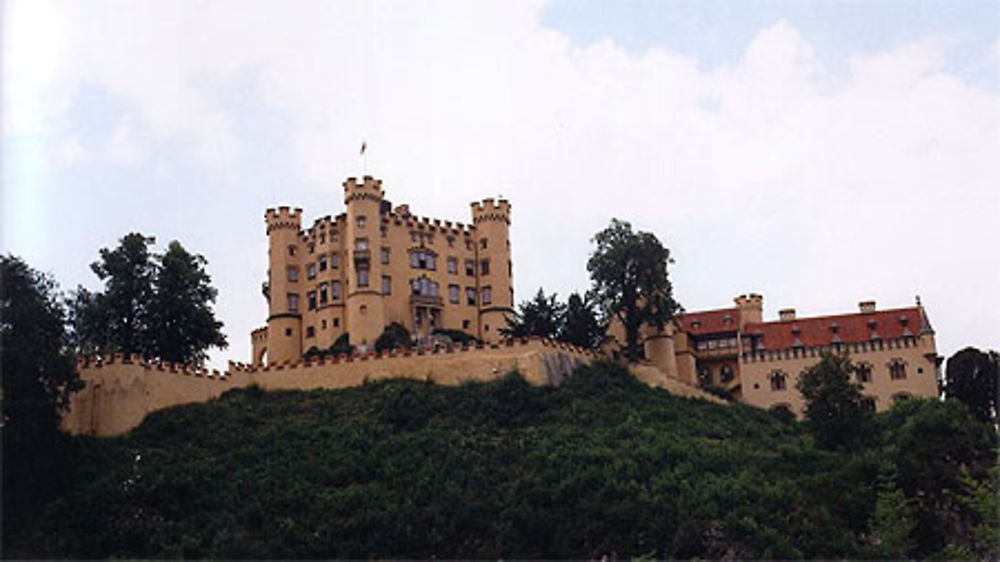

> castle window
[287,267,299,282]
[720,365,734,383]
[356,215,366,228]
[409,249,435,270]
[381,247,390,264]
[861,396,876,412]
[466,287,477,306]
[309,243,315,254]
[320,234,326,245]
[508,260,512,277]
[307,263,317,280]
[358,267,369,287]
[319,282,328,304]
[380,225,388,238]
[285,328,293,336]
[889,359,907,380]
[480,259,490,275]
[356,238,369,251]
[318,255,327,271]
[462,319,470,330]
[287,293,299,312]
[481,286,492,305]
[465,260,475,276]
[857,363,872,383]
[447,236,455,248]
[447,257,458,274]
[333,318,339,327]
[465,239,473,251]
[480,238,488,249]
[449,284,460,303]
[411,277,439,297]
[306,326,315,338]
[288,245,297,256]
[321,319,327,329]
[382,275,391,295]
[308,291,317,310]
[330,253,339,269]
[769,370,787,391]
[331,281,341,300]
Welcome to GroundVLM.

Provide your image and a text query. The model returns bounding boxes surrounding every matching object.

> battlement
[344,176,385,205]
[265,206,303,234]
[471,198,511,225]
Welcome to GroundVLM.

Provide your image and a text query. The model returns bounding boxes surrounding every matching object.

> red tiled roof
[744,307,926,350]
[678,307,741,336]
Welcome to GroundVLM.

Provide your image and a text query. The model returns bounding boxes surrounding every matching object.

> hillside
[10,362,998,559]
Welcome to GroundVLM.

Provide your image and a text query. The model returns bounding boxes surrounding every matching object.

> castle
[628,294,940,414]
[252,176,514,366]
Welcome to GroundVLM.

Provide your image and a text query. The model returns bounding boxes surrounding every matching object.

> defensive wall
[65,338,619,437]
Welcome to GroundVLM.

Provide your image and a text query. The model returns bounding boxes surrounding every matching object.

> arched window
[889,359,907,380]
[720,365,734,383]
[856,362,873,383]
[769,370,787,391]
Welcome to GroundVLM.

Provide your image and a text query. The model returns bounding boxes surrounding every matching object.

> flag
[360,141,366,155]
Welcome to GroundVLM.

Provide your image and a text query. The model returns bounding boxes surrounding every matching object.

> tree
[587,219,680,362]
[558,292,605,349]
[868,471,917,558]
[502,288,565,340]
[149,241,228,364]
[795,352,868,449]
[943,347,999,424]
[1,255,83,541]
[375,322,412,353]
[70,233,227,365]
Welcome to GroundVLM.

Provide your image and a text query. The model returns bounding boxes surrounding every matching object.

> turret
[264,207,303,365]
[343,176,386,349]
[734,293,763,327]
[470,198,513,342]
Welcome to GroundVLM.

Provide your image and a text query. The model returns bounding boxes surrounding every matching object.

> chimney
[779,308,796,322]
[859,301,876,314]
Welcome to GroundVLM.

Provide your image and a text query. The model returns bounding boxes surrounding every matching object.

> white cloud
[4,2,999,366]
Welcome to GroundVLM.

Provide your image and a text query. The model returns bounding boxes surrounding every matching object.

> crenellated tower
[471,198,513,341]
[343,176,386,348]
[265,206,304,364]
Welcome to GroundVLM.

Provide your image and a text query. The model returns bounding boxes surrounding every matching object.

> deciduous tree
[795,352,868,449]
[586,219,680,362]
[943,347,999,424]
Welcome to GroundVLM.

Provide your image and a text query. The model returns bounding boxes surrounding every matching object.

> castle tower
[265,206,303,364]
[734,293,763,328]
[471,198,513,342]
[343,176,386,349]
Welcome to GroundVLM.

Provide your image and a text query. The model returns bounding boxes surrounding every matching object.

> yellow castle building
[251,176,514,366]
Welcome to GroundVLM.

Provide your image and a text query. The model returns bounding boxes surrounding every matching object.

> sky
[3,0,999,370]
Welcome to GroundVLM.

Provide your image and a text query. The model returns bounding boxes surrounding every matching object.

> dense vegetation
[8,362,996,559]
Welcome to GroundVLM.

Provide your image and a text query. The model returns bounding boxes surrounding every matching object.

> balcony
[410,294,444,307]
[353,249,371,263]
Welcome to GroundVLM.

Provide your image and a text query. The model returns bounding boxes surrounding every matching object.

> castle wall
[63,339,597,437]
[739,333,939,415]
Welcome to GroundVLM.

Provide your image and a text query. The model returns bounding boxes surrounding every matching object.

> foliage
[375,322,411,353]
[867,471,917,558]
[943,346,999,424]
[431,328,480,346]
[304,333,356,359]
[502,288,565,340]
[587,219,681,362]
[795,352,869,449]
[1,255,83,549]
[70,234,227,365]
[942,463,1000,559]
[8,363,996,559]
[559,292,605,349]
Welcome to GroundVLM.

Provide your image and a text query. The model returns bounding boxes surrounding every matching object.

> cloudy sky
[4,0,999,369]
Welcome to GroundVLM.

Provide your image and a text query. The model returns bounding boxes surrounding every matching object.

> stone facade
[253,176,514,366]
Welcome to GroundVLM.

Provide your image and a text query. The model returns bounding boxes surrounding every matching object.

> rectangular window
[308,291,317,310]
[480,259,490,275]
[447,257,458,274]
[480,238,488,249]
[890,361,907,380]
[306,326,315,338]
[462,319,470,330]
[508,260,512,277]
[358,268,369,287]
[382,275,391,295]
[287,266,299,282]
[331,281,341,300]
[466,287,477,306]
[319,255,327,271]
[307,263,317,280]
[319,283,328,304]
[356,215,366,228]
[333,318,340,327]
[482,286,492,305]
[288,245,297,256]
[319,234,326,245]
[380,248,390,264]
[449,284,460,303]
[356,238,368,251]
[288,293,299,312]
[465,260,475,276]
[330,253,339,269]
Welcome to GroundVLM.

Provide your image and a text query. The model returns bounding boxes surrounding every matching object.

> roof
[744,306,927,351]
[677,307,741,336]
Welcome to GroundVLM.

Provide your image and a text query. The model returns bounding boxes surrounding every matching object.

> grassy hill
[9,362,997,559]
